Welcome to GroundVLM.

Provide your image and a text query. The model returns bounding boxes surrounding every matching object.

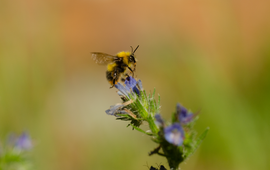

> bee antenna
[132,45,139,54]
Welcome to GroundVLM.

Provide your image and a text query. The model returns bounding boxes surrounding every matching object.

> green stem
[147,115,159,135]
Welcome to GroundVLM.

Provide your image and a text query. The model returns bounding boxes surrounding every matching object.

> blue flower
[136,79,143,91]
[115,76,141,97]
[14,132,32,151]
[105,103,126,116]
[115,83,130,98]
[154,114,164,127]
[177,103,194,124]
[164,123,185,146]
[124,76,140,95]
[105,100,134,117]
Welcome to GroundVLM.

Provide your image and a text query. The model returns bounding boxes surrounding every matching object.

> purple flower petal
[15,132,32,150]
[177,103,194,124]
[180,114,194,124]
[154,114,164,127]
[125,76,140,95]
[137,79,143,91]
[105,103,126,116]
[164,123,184,146]
[115,83,130,98]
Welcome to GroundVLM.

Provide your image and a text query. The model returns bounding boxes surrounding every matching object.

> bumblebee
[91,45,139,88]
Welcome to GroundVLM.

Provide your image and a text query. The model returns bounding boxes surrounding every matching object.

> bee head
[129,45,139,64]
[129,55,136,64]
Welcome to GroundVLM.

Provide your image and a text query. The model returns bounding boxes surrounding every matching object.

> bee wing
[91,52,117,65]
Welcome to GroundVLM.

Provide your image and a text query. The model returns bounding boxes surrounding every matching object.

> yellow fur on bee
[117,51,131,65]
[107,62,117,71]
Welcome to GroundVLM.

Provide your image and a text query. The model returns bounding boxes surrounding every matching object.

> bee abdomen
[106,71,114,82]
[106,66,126,85]
[106,70,120,85]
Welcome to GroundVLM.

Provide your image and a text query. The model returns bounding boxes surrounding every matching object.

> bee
[91,45,139,88]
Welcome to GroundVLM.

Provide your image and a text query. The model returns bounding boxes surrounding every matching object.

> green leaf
[130,124,154,136]
[152,88,156,98]
[147,89,157,115]
[183,127,209,159]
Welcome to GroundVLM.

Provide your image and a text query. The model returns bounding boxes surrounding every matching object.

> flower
[164,123,185,146]
[154,114,164,127]
[115,76,141,98]
[115,83,130,98]
[105,103,127,116]
[136,79,143,91]
[177,103,194,124]
[105,100,134,116]
[12,132,32,151]
[124,76,140,95]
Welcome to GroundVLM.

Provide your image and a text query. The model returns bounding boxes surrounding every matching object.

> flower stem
[147,114,159,135]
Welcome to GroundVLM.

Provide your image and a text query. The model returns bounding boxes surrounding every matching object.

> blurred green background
[1,0,270,169]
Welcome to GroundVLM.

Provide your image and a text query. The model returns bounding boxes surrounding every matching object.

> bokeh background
[1,0,270,170]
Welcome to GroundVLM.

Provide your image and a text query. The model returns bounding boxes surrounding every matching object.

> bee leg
[127,66,134,77]
[109,79,116,88]
[120,73,128,82]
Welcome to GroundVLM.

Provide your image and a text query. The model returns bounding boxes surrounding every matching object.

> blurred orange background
[1,0,270,170]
